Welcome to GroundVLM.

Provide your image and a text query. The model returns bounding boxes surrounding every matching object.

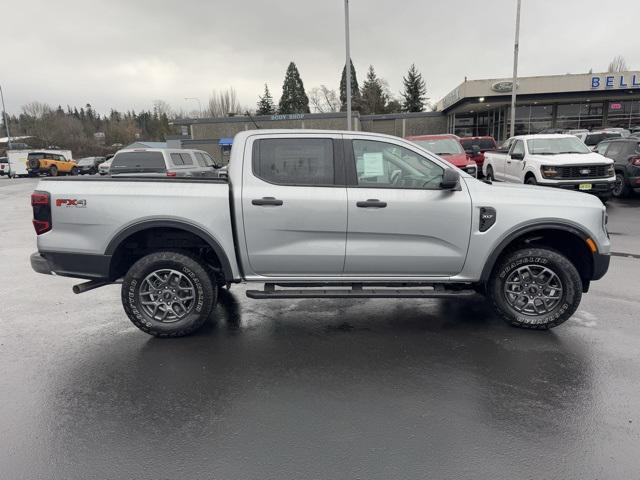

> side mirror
[510,152,524,160]
[440,168,460,190]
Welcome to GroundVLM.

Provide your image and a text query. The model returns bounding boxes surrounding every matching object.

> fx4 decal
[56,198,87,208]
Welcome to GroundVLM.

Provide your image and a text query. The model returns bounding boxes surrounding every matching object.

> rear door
[490,137,513,180]
[343,135,472,276]
[241,133,347,276]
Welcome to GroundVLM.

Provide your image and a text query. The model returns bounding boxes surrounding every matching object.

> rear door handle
[252,197,284,206]
[356,199,387,208]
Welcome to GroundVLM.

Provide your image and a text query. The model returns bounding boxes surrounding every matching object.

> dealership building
[171,70,640,162]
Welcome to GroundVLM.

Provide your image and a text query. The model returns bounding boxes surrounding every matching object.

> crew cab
[30,130,610,337]
[483,134,615,201]
[406,134,478,177]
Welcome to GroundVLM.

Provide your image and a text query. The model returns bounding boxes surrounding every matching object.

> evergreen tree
[401,64,427,112]
[278,62,310,114]
[360,65,388,114]
[256,84,276,115]
[339,59,362,111]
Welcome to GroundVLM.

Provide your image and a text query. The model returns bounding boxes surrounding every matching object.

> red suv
[406,134,478,177]
[459,136,497,168]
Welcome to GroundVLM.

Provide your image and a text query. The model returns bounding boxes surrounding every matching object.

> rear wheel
[489,247,582,329]
[612,172,631,198]
[49,165,58,177]
[122,251,217,337]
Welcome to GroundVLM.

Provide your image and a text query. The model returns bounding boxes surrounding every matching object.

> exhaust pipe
[72,280,112,294]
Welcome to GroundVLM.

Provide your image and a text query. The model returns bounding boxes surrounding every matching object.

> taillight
[31,190,52,235]
[630,156,640,167]
[166,171,177,177]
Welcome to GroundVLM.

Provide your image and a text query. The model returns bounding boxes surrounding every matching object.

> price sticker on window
[362,152,384,176]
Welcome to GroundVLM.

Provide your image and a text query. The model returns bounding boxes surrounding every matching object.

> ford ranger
[30,130,611,337]
[483,134,615,202]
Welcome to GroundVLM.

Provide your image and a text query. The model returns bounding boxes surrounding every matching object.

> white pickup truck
[482,134,615,202]
[30,130,610,336]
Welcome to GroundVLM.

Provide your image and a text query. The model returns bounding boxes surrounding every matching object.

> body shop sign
[591,73,640,89]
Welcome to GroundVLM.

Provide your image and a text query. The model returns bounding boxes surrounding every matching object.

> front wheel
[122,251,218,337]
[488,247,582,329]
[70,166,79,175]
[525,175,537,185]
[485,165,494,182]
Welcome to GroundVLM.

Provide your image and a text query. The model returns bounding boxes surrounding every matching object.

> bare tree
[207,87,242,117]
[153,99,173,118]
[309,85,340,113]
[608,55,628,73]
[22,101,52,119]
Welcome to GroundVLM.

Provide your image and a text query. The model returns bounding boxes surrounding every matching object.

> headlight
[607,165,615,177]
[541,165,559,178]
[466,165,477,177]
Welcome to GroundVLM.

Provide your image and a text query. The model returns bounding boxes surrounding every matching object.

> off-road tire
[49,165,58,177]
[489,247,582,330]
[122,251,217,337]
[71,166,79,175]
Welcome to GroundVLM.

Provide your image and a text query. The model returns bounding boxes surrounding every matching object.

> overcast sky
[4,0,640,116]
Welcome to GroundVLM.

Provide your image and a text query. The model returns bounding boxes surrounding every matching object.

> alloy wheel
[503,264,563,316]
[139,269,196,322]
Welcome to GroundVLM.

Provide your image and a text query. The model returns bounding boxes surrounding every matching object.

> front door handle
[356,199,387,208]
[252,197,284,206]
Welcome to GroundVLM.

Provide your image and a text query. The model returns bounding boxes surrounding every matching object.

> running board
[246,283,476,299]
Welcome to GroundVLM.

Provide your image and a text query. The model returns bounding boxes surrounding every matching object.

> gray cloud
[3,0,639,115]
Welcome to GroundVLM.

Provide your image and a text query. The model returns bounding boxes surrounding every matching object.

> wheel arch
[480,221,596,289]
[105,219,234,282]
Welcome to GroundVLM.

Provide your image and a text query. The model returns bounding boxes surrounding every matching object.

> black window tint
[0,158,8,164]
[180,153,193,165]
[170,153,184,165]
[253,138,334,186]
[28,153,45,161]
[110,152,166,174]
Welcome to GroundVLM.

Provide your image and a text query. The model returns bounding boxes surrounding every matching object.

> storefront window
[607,100,640,128]
[556,102,604,129]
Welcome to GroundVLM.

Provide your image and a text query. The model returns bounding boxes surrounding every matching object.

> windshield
[526,137,591,155]
[584,132,621,146]
[412,138,464,155]
[110,152,166,174]
[460,138,496,150]
[0,158,7,164]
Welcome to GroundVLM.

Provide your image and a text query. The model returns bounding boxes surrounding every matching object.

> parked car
[594,138,640,197]
[0,157,8,176]
[109,148,223,177]
[459,136,497,169]
[483,134,615,202]
[26,150,77,176]
[76,156,106,175]
[573,131,622,150]
[406,134,478,177]
[31,130,610,336]
[98,156,114,175]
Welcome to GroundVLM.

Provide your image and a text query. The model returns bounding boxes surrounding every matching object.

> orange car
[27,151,78,176]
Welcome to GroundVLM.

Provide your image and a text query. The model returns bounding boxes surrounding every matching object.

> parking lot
[1,177,639,479]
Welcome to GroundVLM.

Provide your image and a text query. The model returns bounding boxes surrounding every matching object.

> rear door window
[110,152,167,174]
[252,138,335,186]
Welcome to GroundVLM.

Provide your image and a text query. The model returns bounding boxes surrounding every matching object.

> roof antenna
[245,111,260,129]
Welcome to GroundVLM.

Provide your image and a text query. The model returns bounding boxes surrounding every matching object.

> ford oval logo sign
[491,81,518,93]
[580,168,591,175]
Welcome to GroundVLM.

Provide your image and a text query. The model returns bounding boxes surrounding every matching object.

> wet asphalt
[1,177,639,479]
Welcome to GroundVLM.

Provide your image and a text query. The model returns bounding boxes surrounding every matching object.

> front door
[242,134,347,276]
[343,136,472,276]
[505,139,526,182]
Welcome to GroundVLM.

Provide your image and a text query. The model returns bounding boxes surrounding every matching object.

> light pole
[0,83,12,150]
[184,97,203,118]
[509,0,522,138]
[344,0,352,131]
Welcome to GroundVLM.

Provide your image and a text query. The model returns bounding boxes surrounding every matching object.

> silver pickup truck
[30,130,611,337]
